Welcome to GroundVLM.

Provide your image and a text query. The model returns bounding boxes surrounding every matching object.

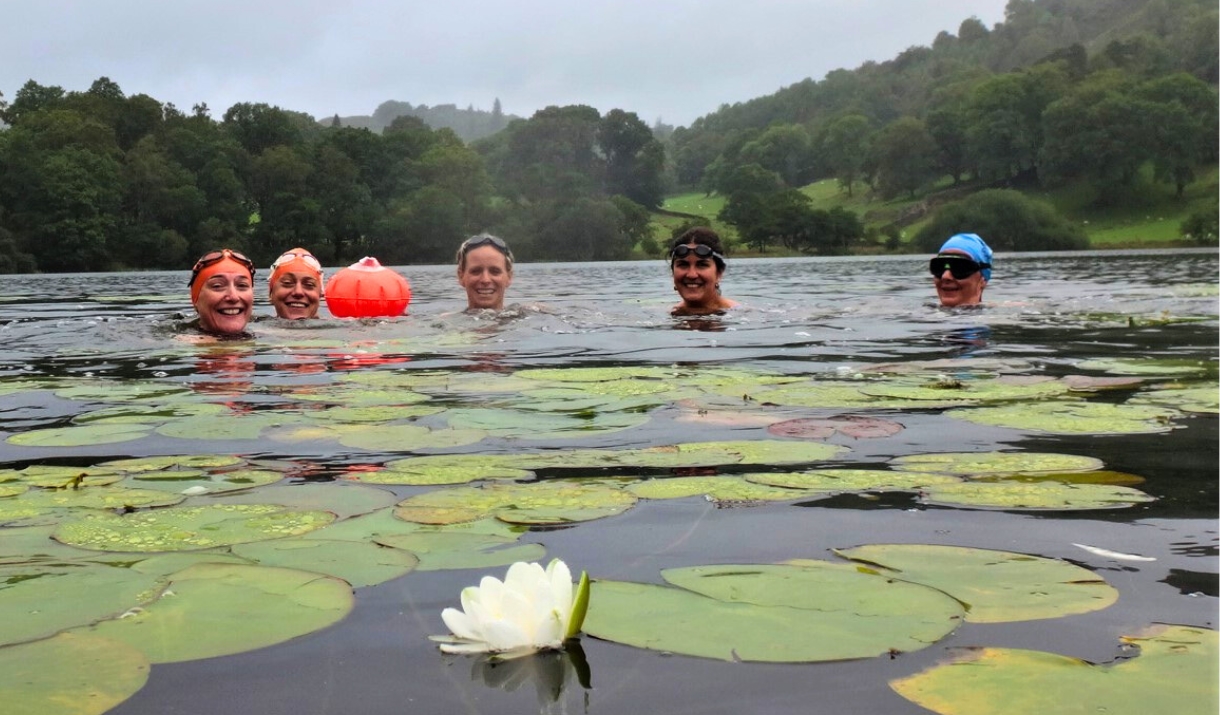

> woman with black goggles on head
[929,233,992,308]
[187,248,256,337]
[457,233,514,311]
[668,227,739,316]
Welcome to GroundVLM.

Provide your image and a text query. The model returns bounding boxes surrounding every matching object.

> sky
[2,0,1011,128]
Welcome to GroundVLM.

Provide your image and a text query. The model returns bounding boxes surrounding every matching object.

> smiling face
[269,271,322,319]
[195,271,254,335]
[932,250,987,307]
[671,245,726,314]
[458,245,513,310]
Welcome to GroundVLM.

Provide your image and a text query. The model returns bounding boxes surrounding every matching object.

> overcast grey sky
[3,0,1010,127]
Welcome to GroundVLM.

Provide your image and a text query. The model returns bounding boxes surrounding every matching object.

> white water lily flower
[431,559,588,658]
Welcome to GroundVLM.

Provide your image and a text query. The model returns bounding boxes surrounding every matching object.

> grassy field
[651,165,1218,255]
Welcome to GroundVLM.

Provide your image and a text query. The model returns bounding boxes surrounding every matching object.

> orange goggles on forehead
[271,250,322,273]
[189,249,255,286]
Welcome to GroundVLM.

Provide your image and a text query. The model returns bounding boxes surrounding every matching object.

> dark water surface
[1,250,1216,714]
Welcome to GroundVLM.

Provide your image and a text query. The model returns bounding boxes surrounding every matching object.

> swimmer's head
[189,249,255,304]
[668,227,726,271]
[456,233,514,274]
[936,233,993,281]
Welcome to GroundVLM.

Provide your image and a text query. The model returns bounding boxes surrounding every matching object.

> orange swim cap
[189,249,256,304]
[269,248,324,290]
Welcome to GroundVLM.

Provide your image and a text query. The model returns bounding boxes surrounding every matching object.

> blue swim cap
[938,233,993,281]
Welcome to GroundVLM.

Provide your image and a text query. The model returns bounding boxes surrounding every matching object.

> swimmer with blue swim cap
[929,233,992,307]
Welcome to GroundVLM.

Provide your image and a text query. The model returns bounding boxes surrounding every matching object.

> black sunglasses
[929,254,988,280]
[189,249,255,286]
[460,234,512,258]
[670,244,724,262]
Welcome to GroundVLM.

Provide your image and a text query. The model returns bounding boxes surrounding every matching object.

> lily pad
[9,485,185,510]
[585,561,963,662]
[0,632,150,715]
[751,381,969,410]
[746,468,960,492]
[374,532,547,571]
[446,408,649,440]
[77,563,353,663]
[1130,384,1219,414]
[766,416,904,440]
[0,561,164,646]
[918,481,1156,510]
[946,402,1179,435]
[832,544,1118,623]
[1075,358,1209,376]
[208,482,397,519]
[858,376,1069,402]
[393,482,637,525]
[890,452,1105,476]
[99,455,244,472]
[53,504,336,552]
[890,624,1218,715]
[8,465,125,488]
[359,454,534,485]
[337,424,487,451]
[230,538,418,587]
[7,423,151,447]
[626,476,817,504]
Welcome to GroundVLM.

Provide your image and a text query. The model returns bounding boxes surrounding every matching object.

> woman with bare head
[667,227,738,316]
[456,233,514,311]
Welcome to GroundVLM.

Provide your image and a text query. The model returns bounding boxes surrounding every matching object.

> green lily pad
[208,482,397,519]
[99,455,245,472]
[0,561,163,646]
[918,481,1156,510]
[358,454,534,485]
[373,532,547,571]
[946,402,1179,434]
[766,416,904,440]
[53,504,336,552]
[0,483,28,497]
[746,469,960,492]
[73,401,229,424]
[7,423,151,447]
[1130,384,1219,414]
[708,440,848,465]
[393,481,637,525]
[515,366,680,382]
[123,468,280,492]
[585,561,963,662]
[1075,358,1209,376]
[890,624,1218,715]
[155,414,306,441]
[832,544,1118,623]
[859,376,1069,402]
[10,486,185,510]
[230,538,418,587]
[446,408,649,439]
[77,563,353,663]
[890,452,1105,476]
[751,381,970,410]
[0,632,150,715]
[337,424,486,451]
[314,404,443,422]
[9,465,125,488]
[54,381,192,402]
[626,476,816,503]
[0,525,104,564]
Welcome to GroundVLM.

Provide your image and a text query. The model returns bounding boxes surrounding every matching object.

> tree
[870,117,938,199]
[222,103,302,156]
[819,114,871,197]
[598,109,665,208]
[914,189,1088,252]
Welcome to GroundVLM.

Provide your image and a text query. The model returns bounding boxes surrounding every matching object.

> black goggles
[669,244,724,263]
[929,254,988,280]
[189,249,256,286]
[460,234,513,259]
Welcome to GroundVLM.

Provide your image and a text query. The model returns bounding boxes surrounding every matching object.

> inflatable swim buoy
[324,257,412,318]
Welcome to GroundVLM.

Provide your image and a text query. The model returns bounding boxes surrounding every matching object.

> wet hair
[669,227,727,271]
[456,233,514,274]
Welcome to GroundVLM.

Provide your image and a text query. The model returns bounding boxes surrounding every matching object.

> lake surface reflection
[0,249,1216,714]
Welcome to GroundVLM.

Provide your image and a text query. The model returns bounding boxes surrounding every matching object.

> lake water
[0,249,1217,714]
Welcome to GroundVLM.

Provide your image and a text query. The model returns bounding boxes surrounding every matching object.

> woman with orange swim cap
[268,247,324,319]
[187,249,256,336]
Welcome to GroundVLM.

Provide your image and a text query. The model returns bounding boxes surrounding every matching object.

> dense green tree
[737,124,812,187]
[915,189,1088,251]
[598,109,665,208]
[818,114,871,197]
[871,117,938,199]
[222,103,302,156]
